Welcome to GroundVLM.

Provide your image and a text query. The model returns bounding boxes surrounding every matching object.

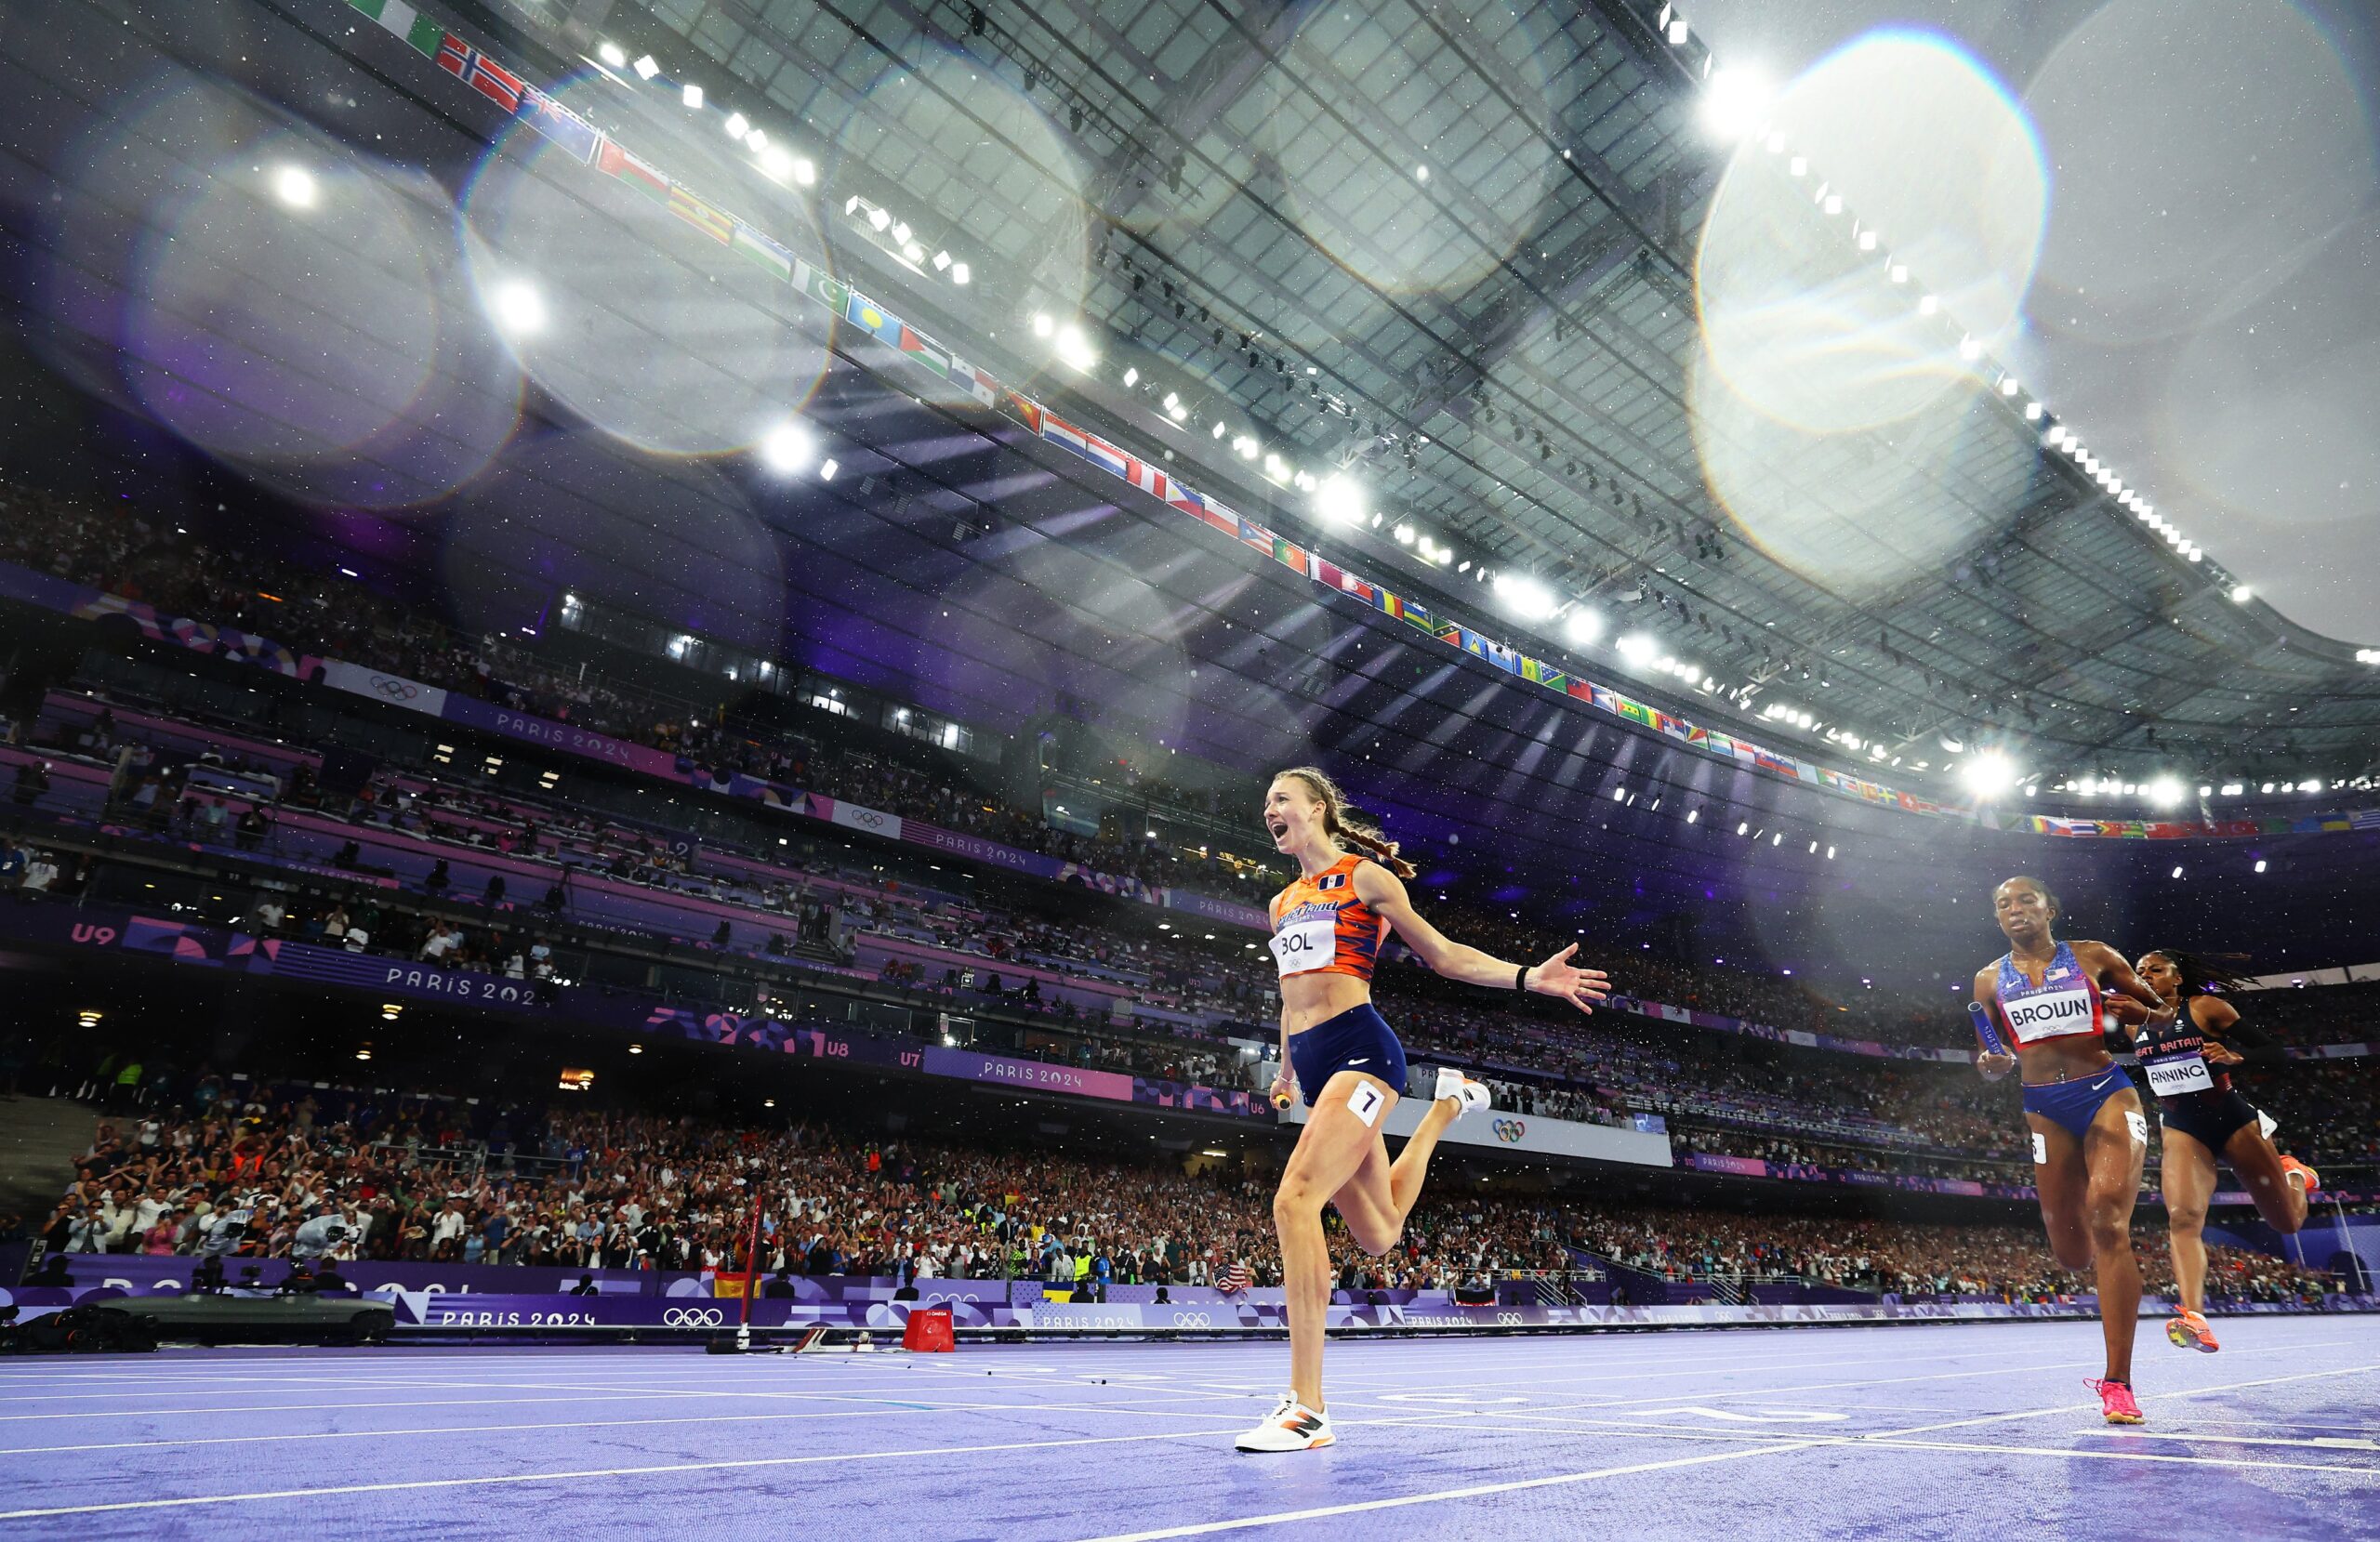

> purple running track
[0,1317,2373,1539]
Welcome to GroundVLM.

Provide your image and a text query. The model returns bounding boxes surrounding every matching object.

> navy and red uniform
[1993,942,2126,1140]
[2137,1011,2277,1151]
[1268,854,1406,1103]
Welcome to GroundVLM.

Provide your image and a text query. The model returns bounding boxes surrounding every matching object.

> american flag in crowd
[1217,1260,1251,1294]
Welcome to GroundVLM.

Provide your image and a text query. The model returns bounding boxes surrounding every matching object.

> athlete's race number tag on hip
[2143,1050,2215,1098]
[1348,1081,1384,1127]
[1270,916,1336,977]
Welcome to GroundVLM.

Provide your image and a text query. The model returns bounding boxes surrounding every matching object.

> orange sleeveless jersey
[1267,854,1388,982]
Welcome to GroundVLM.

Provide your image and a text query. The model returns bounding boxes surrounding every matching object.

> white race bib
[1269,916,1337,977]
[2144,1051,2215,1098]
[2002,988,2096,1044]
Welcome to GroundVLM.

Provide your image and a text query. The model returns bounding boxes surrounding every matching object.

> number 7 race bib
[1269,916,1337,976]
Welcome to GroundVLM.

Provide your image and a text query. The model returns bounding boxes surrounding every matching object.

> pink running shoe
[2086,1377,2145,1425]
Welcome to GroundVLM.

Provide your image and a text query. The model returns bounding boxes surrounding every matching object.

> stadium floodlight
[1961,752,2017,799]
[1415,165,1430,182]
[892,221,912,245]
[271,165,317,209]
[1615,632,1657,666]
[1121,366,1138,387]
[597,42,628,68]
[1394,523,1414,545]
[1032,313,1054,338]
[1822,193,1844,216]
[1701,67,1773,140]
[904,243,926,264]
[1492,573,1557,623]
[2254,859,2268,873]
[950,263,970,284]
[1857,230,1879,252]
[1211,420,1227,439]
[1668,17,1690,45]
[817,459,839,481]
[1564,608,1605,647]
[1958,336,1982,361]
[867,205,891,232]
[632,55,660,80]
[725,112,749,138]
[1232,434,1258,459]
[489,281,546,336]
[1789,155,1808,178]
[1918,295,1939,316]
[932,250,953,271]
[757,420,814,475]
[1054,323,1096,371]
[682,84,704,109]
[2231,584,2253,603]
[1314,474,1366,525]
[2000,376,2020,397]
[2023,401,2043,420]
[790,157,816,186]
[2145,775,2185,809]
[759,145,795,181]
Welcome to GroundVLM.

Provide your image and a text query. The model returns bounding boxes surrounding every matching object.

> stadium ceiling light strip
[339,0,2348,842]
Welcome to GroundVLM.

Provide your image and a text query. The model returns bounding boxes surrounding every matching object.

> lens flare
[463,72,830,457]
[1695,30,2046,435]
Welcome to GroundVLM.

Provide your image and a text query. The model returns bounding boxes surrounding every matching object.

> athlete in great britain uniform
[1236,766,1608,1453]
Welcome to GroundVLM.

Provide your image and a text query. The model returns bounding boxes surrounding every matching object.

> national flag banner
[1567,679,1596,703]
[946,355,999,407]
[1484,639,1519,672]
[795,260,848,317]
[1614,698,1657,729]
[1521,656,1546,683]
[433,32,471,80]
[729,222,796,283]
[1705,731,1735,757]
[847,293,908,347]
[1686,726,1710,746]
[1269,534,1307,573]
[1433,621,1464,648]
[346,0,423,41]
[2353,810,2380,831]
[1457,628,1488,658]
[1079,432,1132,481]
[1401,602,1435,632]
[466,54,526,112]
[667,183,734,244]
[1003,391,1043,433]
[1039,411,1091,459]
[1129,460,1168,500]
[1378,591,1404,620]
[1586,683,1615,710]
[1233,517,1273,556]
[897,323,953,378]
[1537,668,1569,693]
[596,138,669,202]
[520,86,602,163]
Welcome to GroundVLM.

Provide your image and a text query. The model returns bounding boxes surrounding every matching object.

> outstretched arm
[1353,862,1610,1013]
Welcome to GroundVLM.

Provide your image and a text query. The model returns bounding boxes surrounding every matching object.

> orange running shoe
[2087,1377,2145,1425]
[2166,1309,2219,1353]
[2281,1155,2321,1195]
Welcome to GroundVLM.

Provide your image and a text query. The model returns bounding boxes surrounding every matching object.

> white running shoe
[1235,1394,1335,1452]
[1434,1066,1492,1116]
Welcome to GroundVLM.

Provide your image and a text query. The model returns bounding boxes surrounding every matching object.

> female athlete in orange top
[1236,766,1608,1453]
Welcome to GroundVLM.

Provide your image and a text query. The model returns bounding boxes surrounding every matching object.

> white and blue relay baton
[1966,1001,2010,1057]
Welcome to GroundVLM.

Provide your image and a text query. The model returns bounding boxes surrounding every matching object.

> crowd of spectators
[1568,1204,2339,1304]
[34,1070,2349,1307]
[5,481,2377,1188]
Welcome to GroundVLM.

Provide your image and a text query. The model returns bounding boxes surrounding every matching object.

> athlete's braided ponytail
[1275,766,1419,879]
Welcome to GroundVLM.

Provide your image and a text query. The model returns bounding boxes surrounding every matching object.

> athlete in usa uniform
[1970,876,2175,1425]
[1236,767,1608,1453]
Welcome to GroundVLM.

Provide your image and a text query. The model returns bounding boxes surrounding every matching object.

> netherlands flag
[1040,412,1091,460]
[1078,431,1132,480]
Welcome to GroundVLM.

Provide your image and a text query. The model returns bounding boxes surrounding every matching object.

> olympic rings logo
[849,810,890,828]
[368,675,425,701]
[662,1307,726,1327]
[1169,1311,1213,1327]
[1491,1118,1527,1143]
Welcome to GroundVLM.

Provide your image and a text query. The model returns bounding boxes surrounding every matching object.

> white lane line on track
[1867,1363,2380,1440]
[2070,1430,2380,1452]
[0,1398,1256,1456]
[0,1415,1478,1520]
[1076,1443,1825,1541]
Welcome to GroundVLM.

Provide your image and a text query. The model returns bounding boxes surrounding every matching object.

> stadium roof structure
[575,0,2376,791]
[7,0,2377,909]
